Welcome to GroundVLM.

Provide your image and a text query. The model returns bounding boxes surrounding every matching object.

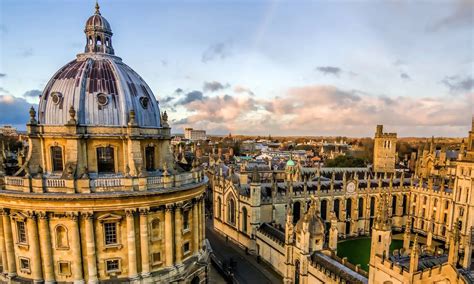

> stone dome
[85,3,112,32]
[38,3,161,128]
[295,202,325,237]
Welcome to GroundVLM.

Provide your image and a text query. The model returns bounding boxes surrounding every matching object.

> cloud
[441,75,474,93]
[202,42,232,63]
[400,73,411,80]
[0,73,6,78]
[176,91,204,105]
[0,95,37,126]
[23,89,42,99]
[393,59,405,66]
[203,81,229,92]
[427,0,473,32]
[234,85,255,96]
[316,66,342,76]
[0,87,11,95]
[169,84,472,136]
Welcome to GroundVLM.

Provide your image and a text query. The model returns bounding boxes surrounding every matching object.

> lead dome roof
[38,3,161,128]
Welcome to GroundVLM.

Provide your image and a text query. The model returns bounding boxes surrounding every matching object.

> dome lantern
[84,1,114,55]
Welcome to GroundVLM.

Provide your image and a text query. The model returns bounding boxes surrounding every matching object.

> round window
[51,92,62,105]
[140,97,149,109]
[97,93,109,106]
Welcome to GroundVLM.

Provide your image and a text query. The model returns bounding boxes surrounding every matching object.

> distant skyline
[0,0,472,137]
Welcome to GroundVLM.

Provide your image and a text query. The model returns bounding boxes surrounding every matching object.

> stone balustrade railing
[0,169,205,194]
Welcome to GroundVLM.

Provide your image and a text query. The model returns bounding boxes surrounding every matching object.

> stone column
[201,198,205,247]
[68,212,84,284]
[192,200,199,254]
[125,209,138,280]
[2,210,16,277]
[164,205,173,267]
[0,211,8,275]
[139,208,150,278]
[37,212,55,284]
[83,212,98,284]
[174,204,183,264]
[197,199,202,250]
[26,212,43,283]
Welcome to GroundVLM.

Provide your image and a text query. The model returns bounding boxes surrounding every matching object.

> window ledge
[17,243,29,250]
[182,228,190,234]
[106,270,121,276]
[20,268,31,274]
[103,244,122,250]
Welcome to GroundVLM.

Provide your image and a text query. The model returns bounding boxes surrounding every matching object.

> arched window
[88,36,93,45]
[227,197,236,225]
[216,197,222,219]
[346,199,352,219]
[358,198,364,218]
[293,201,301,223]
[151,219,161,241]
[334,199,340,219]
[51,146,63,172]
[423,196,427,205]
[96,36,102,45]
[392,195,397,215]
[145,146,155,171]
[321,199,327,220]
[105,37,110,47]
[56,225,69,249]
[402,195,408,215]
[241,207,248,233]
[370,197,376,217]
[97,147,115,173]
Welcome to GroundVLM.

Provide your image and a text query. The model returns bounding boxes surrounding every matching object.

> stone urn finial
[162,111,169,127]
[128,110,136,126]
[68,105,77,125]
[29,106,37,125]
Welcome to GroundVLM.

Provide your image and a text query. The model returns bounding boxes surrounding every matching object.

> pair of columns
[164,197,205,267]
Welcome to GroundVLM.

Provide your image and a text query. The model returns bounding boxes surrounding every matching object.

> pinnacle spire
[95,1,101,15]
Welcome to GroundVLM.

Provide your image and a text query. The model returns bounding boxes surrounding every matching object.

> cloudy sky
[0,0,472,137]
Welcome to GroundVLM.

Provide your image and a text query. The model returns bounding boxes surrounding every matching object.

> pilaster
[139,208,151,278]
[37,212,55,284]
[82,212,98,284]
[26,211,43,283]
[125,209,139,281]
[164,205,174,267]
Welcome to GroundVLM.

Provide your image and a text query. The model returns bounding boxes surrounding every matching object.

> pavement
[206,219,283,284]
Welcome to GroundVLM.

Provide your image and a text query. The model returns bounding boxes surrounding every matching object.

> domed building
[0,3,209,284]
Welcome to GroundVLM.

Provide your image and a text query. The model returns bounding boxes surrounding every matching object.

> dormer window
[51,92,63,105]
[140,97,149,109]
[97,93,109,106]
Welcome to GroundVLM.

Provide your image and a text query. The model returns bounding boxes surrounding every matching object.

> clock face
[346,181,356,194]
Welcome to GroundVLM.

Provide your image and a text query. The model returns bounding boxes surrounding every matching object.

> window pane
[51,146,63,172]
[104,223,117,245]
[97,147,115,173]
[145,147,155,171]
[17,221,27,244]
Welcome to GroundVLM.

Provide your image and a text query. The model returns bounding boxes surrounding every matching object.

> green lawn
[336,238,403,271]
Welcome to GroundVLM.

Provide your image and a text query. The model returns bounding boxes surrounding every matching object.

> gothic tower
[369,192,392,266]
[373,125,397,174]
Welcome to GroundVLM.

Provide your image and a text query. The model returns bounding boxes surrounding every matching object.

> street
[206,219,283,284]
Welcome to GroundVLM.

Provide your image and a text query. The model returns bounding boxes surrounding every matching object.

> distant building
[0,125,18,136]
[184,127,207,141]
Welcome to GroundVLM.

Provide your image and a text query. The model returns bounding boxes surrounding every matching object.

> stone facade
[0,3,209,284]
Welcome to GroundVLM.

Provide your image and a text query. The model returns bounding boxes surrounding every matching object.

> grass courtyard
[336,237,403,272]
